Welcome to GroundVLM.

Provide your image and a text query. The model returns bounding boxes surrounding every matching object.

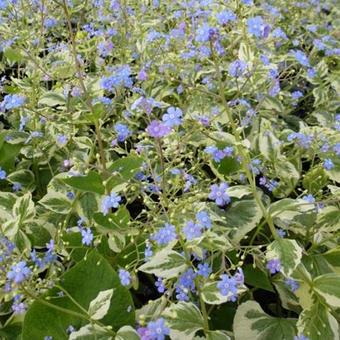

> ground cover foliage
[0,0,340,339]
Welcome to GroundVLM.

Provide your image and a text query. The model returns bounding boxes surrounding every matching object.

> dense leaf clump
[0,0,339,339]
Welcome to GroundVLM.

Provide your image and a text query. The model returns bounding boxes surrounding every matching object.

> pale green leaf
[297,301,339,340]
[266,238,303,276]
[162,302,204,339]
[233,301,297,340]
[88,289,114,320]
[139,248,187,279]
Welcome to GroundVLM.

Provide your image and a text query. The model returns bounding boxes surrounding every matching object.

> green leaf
[266,238,303,276]
[313,273,340,309]
[297,301,339,340]
[233,301,297,340]
[258,121,281,161]
[3,219,19,239]
[138,248,187,279]
[76,192,98,221]
[201,282,231,305]
[260,96,284,113]
[211,156,240,177]
[243,265,274,292]
[38,92,66,107]
[274,157,300,193]
[107,231,126,253]
[136,297,166,323]
[226,185,252,199]
[63,171,105,195]
[303,166,329,194]
[326,156,340,183]
[197,231,232,252]
[7,169,35,190]
[322,247,340,270]
[39,191,72,214]
[4,48,23,63]
[23,251,134,340]
[0,192,16,223]
[162,302,204,339]
[115,326,140,340]
[13,192,35,223]
[317,206,340,232]
[107,155,144,191]
[69,324,111,340]
[0,139,22,172]
[206,330,231,340]
[272,279,301,313]
[238,42,254,63]
[94,207,130,231]
[88,289,114,320]
[225,199,263,243]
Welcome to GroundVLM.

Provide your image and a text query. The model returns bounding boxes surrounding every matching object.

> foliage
[0,0,339,339]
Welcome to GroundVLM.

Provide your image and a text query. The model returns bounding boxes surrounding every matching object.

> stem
[210,43,278,240]
[199,291,209,332]
[61,0,107,175]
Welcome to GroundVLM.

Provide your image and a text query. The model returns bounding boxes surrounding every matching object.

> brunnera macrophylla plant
[0,0,339,339]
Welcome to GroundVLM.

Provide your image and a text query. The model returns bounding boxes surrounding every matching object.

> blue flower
[146,318,169,340]
[266,258,281,274]
[0,94,26,111]
[56,134,68,146]
[12,301,26,314]
[195,23,219,43]
[271,27,287,40]
[81,228,93,246]
[144,243,153,258]
[209,182,231,206]
[12,182,22,192]
[228,60,247,78]
[216,10,236,25]
[100,65,132,91]
[44,17,58,29]
[151,223,177,246]
[294,335,310,340]
[287,132,313,149]
[155,277,165,293]
[323,158,334,170]
[276,229,286,238]
[217,274,238,301]
[196,211,211,229]
[197,263,211,278]
[291,50,310,67]
[7,261,31,284]
[307,68,316,78]
[333,143,340,156]
[101,192,122,215]
[114,123,131,142]
[303,194,315,203]
[146,120,171,138]
[162,106,182,127]
[291,90,303,100]
[0,167,7,180]
[247,16,270,38]
[97,40,113,57]
[204,146,226,163]
[66,191,75,200]
[177,268,196,292]
[119,269,131,286]
[269,80,280,97]
[285,278,299,292]
[182,220,202,240]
